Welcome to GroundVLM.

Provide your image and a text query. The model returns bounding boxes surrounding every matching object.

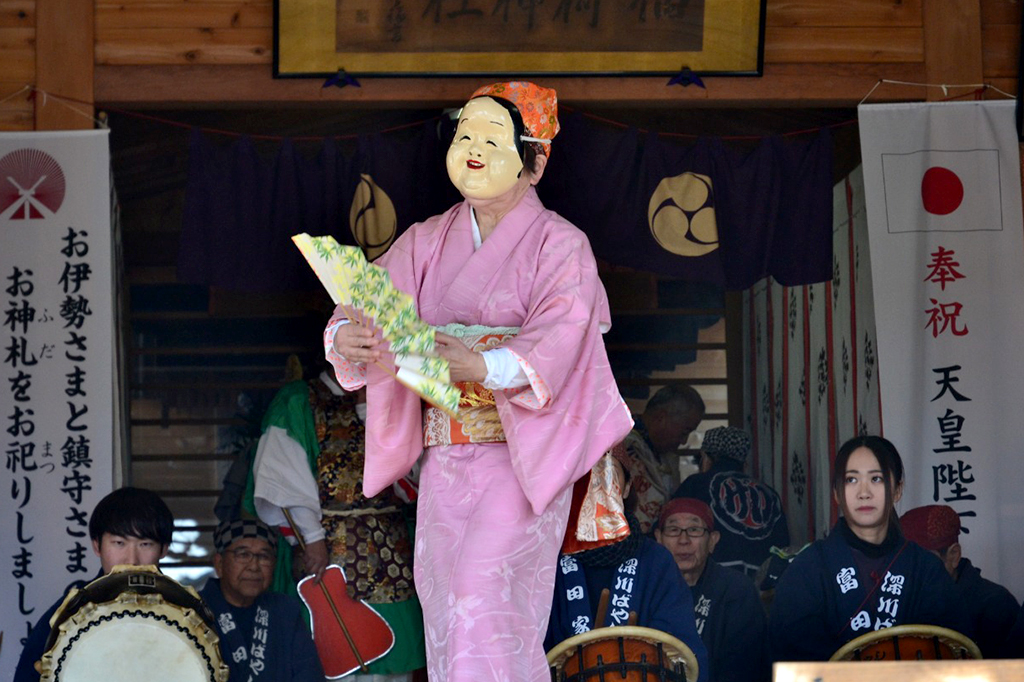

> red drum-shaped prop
[547,625,699,682]
[830,624,982,662]
[298,564,395,679]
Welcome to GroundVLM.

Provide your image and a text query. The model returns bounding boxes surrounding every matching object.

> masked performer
[769,435,973,662]
[325,81,632,682]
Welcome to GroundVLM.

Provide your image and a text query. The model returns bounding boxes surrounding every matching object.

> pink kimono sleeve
[495,223,633,514]
[506,350,552,408]
[501,228,611,405]
[323,305,367,391]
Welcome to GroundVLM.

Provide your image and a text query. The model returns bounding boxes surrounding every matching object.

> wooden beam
[0,27,34,83]
[35,0,93,129]
[980,0,1022,25]
[922,0,984,101]
[95,2,273,30]
[95,62,929,108]
[775,660,1024,681]
[0,1,35,29]
[982,24,1021,78]
[765,27,923,63]
[766,0,922,28]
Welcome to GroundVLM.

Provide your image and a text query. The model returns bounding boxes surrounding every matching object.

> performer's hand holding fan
[292,233,461,416]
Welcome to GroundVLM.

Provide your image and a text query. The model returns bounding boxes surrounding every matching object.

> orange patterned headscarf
[469,81,560,157]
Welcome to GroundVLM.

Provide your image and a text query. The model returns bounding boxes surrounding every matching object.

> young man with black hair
[14,486,174,682]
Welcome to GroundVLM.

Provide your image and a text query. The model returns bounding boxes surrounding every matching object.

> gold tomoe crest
[648,172,719,258]
[349,173,397,260]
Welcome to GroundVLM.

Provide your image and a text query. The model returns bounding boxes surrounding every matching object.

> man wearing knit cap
[200,518,324,681]
[656,498,769,682]
[901,504,1019,658]
[673,426,789,578]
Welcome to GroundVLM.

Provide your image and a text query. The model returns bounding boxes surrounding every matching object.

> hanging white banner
[859,101,1024,601]
[0,130,115,679]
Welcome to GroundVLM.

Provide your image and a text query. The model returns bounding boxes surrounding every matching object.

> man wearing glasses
[201,519,324,681]
[545,456,710,682]
[655,498,769,682]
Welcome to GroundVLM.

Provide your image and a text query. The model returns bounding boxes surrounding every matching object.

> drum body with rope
[547,626,699,682]
[830,624,982,662]
[38,565,230,682]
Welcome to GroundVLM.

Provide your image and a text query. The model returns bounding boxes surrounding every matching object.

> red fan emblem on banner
[0,148,66,220]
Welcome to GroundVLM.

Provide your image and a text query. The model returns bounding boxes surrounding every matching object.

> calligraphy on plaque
[275,0,765,77]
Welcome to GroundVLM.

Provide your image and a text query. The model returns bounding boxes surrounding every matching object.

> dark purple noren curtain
[540,114,834,290]
[179,116,832,292]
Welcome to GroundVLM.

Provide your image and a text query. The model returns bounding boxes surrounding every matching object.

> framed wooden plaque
[275,0,766,77]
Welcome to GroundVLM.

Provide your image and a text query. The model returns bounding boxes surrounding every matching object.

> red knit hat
[658,498,714,532]
[900,504,960,550]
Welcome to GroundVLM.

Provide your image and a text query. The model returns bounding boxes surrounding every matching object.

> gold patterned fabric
[308,381,414,602]
[421,326,518,447]
[423,381,507,446]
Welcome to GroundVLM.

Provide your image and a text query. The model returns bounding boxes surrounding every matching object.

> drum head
[547,625,700,682]
[830,624,982,662]
[39,567,229,682]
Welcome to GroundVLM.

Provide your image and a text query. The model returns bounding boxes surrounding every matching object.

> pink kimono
[326,187,632,681]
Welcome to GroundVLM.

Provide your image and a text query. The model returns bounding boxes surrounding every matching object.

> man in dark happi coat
[546,455,710,682]
[673,427,788,578]
[200,519,323,682]
[901,504,1019,658]
[656,498,769,682]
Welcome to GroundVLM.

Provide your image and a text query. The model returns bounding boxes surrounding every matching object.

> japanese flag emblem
[880,149,1002,234]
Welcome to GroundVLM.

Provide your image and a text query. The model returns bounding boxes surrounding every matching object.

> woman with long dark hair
[768,435,973,661]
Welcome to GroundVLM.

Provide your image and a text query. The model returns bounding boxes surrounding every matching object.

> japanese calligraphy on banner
[858,101,1024,600]
[0,130,115,678]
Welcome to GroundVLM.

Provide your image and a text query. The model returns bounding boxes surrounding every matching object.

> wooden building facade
[0,0,1018,568]
[0,0,1018,130]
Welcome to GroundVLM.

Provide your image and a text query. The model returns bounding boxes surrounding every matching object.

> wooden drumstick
[627,611,638,626]
[281,507,369,674]
[595,588,611,627]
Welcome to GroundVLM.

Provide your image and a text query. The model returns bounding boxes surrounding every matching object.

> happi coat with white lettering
[325,187,633,682]
[769,518,973,662]
[199,578,322,682]
[545,538,710,682]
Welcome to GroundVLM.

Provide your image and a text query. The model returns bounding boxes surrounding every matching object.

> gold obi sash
[422,324,518,447]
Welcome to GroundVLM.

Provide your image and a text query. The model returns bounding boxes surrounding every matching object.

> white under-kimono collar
[470,207,483,251]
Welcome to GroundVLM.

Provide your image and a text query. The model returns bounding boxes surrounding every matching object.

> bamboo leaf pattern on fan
[421,356,451,383]
[291,231,458,415]
[313,238,332,260]
[407,328,436,356]
[419,382,461,415]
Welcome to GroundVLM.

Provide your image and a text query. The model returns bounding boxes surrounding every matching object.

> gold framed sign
[275,0,766,77]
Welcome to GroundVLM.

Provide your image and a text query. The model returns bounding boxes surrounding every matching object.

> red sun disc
[920,166,964,216]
